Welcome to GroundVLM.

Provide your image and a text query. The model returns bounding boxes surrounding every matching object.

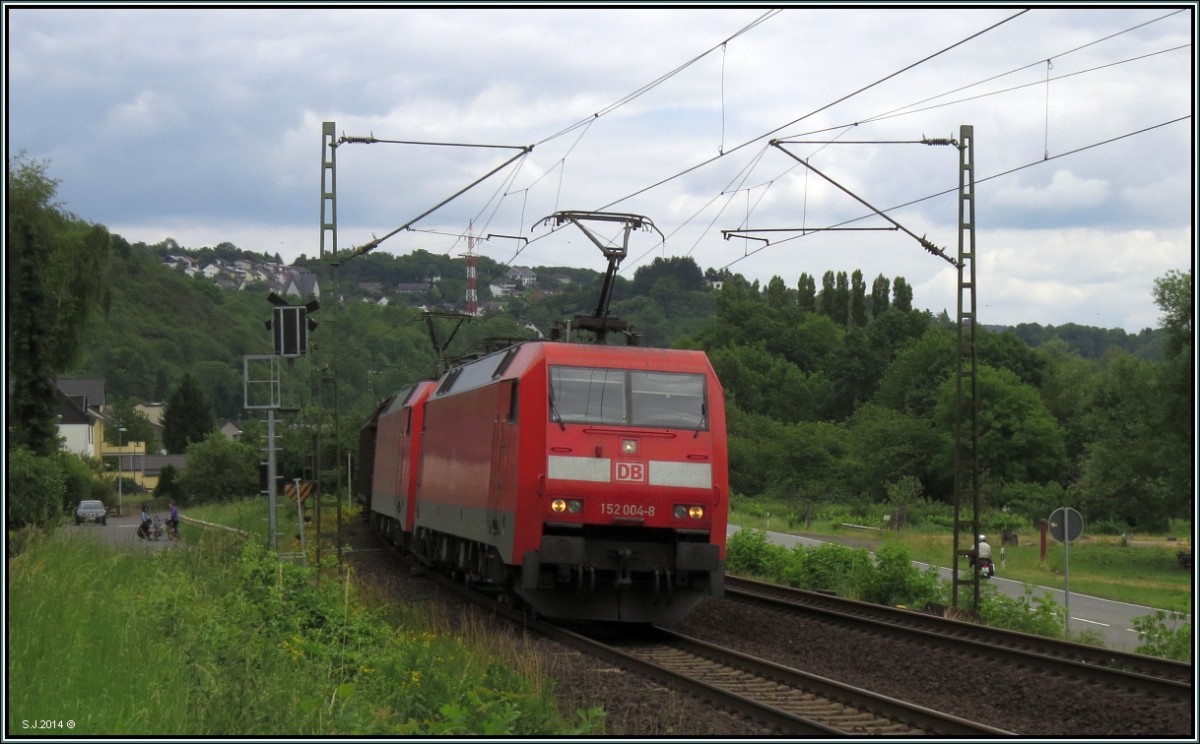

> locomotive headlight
[551,498,583,514]
[675,504,705,520]
[621,439,638,455]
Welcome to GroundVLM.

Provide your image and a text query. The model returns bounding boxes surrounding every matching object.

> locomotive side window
[550,366,707,430]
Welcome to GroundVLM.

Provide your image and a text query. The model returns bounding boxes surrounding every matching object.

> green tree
[850,269,866,328]
[979,329,1045,388]
[819,271,835,317]
[892,277,913,312]
[1153,269,1192,361]
[1034,340,1097,470]
[725,406,853,499]
[870,274,890,317]
[630,256,706,296]
[7,219,60,456]
[709,343,833,423]
[177,432,258,504]
[797,273,816,313]
[7,157,111,374]
[874,326,955,417]
[7,156,77,456]
[932,365,1068,489]
[44,222,112,371]
[1152,269,1192,474]
[1076,352,1187,529]
[826,327,879,420]
[192,360,243,419]
[106,397,159,453]
[765,275,790,309]
[832,271,849,326]
[845,404,938,501]
[162,373,216,454]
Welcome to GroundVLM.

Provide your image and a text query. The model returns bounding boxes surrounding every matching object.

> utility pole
[751,127,982,612]
[950,124,981,613]
[313,121,343,573]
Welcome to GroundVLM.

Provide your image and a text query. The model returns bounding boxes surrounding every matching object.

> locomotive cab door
[488,380,518,538]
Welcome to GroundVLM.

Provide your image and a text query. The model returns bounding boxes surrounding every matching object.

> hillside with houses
[156,241,575,317]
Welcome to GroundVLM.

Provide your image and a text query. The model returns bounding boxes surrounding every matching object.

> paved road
[729,524,1191,653]
[65,513,184,550]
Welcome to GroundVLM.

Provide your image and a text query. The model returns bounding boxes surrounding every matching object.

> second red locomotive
[360,339,728,625]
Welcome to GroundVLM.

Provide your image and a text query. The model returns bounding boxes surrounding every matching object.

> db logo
[614,462,645,482]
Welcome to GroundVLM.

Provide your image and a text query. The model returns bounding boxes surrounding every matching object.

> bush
[6,446,65,531]
[802,543,873,595]
[860,543,943,608]
[55,452,95,512]
[1133,610,1192,662]
[178,432,258,504]
[726,529,784,577]
[995,481,1066,527]
[90,475,116,504]
[155,464,184,503]
[979,584,1064,638]
[900,500,954,529]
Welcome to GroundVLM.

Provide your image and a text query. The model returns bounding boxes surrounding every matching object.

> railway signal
[265,292,319,357]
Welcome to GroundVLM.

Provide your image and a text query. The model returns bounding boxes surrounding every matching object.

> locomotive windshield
[549,366,707,429]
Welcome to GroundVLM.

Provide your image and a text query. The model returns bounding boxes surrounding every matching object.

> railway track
[725,574,1194,700]
[573,625,1013,736]
[403,557,1011,734]
[349,532,1192,735]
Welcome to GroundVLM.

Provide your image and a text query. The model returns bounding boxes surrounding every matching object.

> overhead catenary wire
[535,9,782,147]
[595,9,1030,214]
[719,115,1190,271]
[342,8,1024,270]
[341,8,1184,285]
[857,8,1187,124]
[624,15,1189,274]
[608,9,1185,273]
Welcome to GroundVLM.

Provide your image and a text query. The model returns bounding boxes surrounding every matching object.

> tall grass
[7,526,599,736]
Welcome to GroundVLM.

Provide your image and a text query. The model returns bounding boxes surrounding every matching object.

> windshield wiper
[549,390,566,431]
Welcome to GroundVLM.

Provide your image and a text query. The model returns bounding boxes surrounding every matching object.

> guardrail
[840,523,882,533]
[179,516,248,535]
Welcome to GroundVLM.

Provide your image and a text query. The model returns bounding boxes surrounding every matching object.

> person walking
[166,501,180,539]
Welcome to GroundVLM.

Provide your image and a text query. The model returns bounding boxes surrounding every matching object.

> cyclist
[137,505,152,540]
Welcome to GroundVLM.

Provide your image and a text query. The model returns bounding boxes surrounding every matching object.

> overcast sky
[6,4,1194,332]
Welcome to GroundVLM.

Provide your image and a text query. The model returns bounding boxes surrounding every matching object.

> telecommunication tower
[461,222,479,317]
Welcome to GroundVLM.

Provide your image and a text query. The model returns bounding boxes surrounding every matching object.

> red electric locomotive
[361,211,728,624]
[363,340,728,625]
[362,380,437,545]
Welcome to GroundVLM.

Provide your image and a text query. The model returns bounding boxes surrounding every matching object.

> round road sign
[1048,507,1084,544]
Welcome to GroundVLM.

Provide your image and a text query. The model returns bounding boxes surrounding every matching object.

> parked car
[75,500,107,526]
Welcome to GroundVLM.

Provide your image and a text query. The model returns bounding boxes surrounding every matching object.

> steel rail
[725,574,1194,699]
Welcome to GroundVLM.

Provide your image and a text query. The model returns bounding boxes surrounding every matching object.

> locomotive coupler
[652,568,675,599]
[615,548,634,589]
